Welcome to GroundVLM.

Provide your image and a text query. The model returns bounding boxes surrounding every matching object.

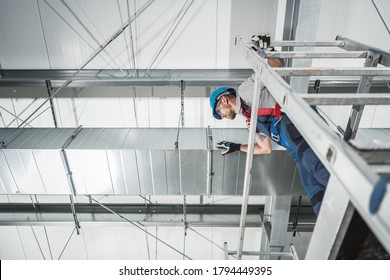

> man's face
[216,96,237,120]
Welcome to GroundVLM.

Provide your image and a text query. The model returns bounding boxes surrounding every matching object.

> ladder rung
[265,51,368,59]
[274,67,390,76]
[301,93,390,105]
[271,40,344,47]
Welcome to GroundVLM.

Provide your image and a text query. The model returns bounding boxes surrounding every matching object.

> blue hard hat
[210,87,236,119]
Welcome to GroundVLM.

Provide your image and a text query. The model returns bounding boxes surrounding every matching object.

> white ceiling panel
[0,0,50,68]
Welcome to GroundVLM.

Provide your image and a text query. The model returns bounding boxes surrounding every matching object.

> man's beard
[227,110,237,120]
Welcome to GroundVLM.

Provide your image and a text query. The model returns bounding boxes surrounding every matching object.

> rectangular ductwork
[0,128,304,195]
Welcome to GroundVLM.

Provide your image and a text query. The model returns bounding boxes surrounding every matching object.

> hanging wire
[5,99,38,128]
[44,226,54,260]
[31,226,46,260]
[187,226,237,259]
[0,106,33,128]
[155,226,158,260]
[16,227,28,260]
[315,106,344,134]
[145,228,151,260]
[1,105,51,146]
[183,195,187,260]
[36,0,52,69]
[60,0,126,75]
[0,0,156,146]
[371,0,390,36]
[87,195,193,260]
[116,0,131,70]
[126,0,138,75]
[42,0,118,70]
[145,0,195,75]
[58,227,76,260]
[183,228,186,260]
[0,111,6,127]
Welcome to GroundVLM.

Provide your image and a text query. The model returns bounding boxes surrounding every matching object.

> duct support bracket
[206,126,213,195]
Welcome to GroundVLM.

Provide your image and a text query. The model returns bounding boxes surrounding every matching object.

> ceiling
[0,0,390,260]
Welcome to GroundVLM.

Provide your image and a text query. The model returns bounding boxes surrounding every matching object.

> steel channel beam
[0,69,253,87]
[0,203,316,229]
[236,36,390,253]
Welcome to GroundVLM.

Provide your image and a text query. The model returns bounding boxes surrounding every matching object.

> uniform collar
[236,95,242,115]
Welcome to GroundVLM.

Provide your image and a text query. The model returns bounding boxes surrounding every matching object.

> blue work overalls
[257,114,330,215]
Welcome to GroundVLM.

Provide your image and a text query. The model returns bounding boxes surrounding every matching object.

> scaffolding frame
[235,35,390,259]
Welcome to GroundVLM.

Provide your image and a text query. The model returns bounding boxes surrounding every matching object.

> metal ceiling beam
[0,203,316,229]
[0,69,253,87]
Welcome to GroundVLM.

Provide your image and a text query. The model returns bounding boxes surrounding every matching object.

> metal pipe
[69,195,81,235]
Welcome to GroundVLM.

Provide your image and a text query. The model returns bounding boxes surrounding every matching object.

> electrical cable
[31,226,46,260]
[145,0,195,74]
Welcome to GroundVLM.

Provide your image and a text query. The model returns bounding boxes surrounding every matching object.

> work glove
[251,34,271,50]
[216,141,241,155]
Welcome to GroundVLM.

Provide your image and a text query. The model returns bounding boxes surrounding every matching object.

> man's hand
[216,141,241,155]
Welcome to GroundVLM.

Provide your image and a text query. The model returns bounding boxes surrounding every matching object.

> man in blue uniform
[210,58,330,215]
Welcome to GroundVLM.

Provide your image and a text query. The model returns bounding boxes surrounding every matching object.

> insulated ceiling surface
[0,128,304,196]
[0,0,278,69]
